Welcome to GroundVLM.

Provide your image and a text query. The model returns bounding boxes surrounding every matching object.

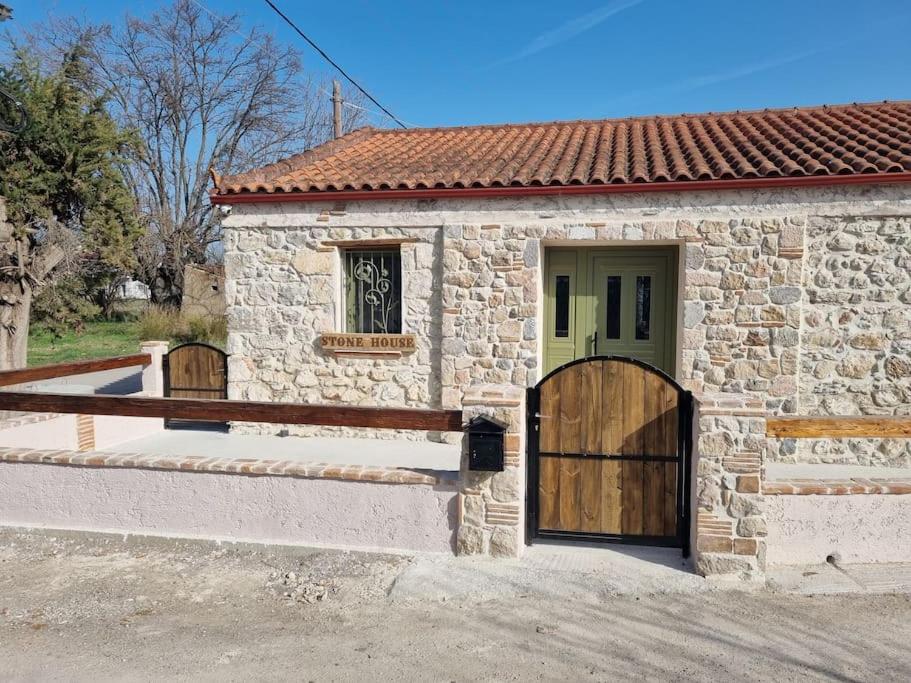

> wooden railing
[0,391,463,432]
[0,354,152,388]
[767,416,911,438]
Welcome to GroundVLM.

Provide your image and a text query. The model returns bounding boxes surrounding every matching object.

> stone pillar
[693,392,768,580]
[140,341,169,397]
[457,384,526,558]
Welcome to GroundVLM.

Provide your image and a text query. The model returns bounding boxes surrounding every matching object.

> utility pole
[331,79,342,139]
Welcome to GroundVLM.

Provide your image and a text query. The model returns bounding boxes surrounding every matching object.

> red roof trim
[211,172,911,205]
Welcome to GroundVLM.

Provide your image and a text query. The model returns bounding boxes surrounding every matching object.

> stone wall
[786,215,911,467]
[457,385,525,558]
[694,393,767,579]
[224,225,443,437]
[436,217,806,413]
[223,185,911,460]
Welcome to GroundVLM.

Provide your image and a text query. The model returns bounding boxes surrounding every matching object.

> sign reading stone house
[320,332,417,356]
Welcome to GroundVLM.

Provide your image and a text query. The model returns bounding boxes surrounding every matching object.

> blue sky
[7,0,911,128]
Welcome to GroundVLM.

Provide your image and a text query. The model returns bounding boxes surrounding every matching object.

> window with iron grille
[344,248,402,334]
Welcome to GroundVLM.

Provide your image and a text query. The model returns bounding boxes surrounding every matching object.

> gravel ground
[1,530,910,681]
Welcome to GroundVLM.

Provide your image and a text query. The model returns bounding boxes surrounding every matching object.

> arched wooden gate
[163,342,228,428]
[527,356,693,553]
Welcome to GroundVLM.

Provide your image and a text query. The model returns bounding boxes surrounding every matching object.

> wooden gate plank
[600,460,623,533]
[579,362,602,532]
[537,377,561,529]
[599,360,624,533]
[601,361,623,454]
[579,458,601,532]
[580,361,602,454]
[662,383,680,537]
[642,373,666,536]
[557,368,582,530]
[620,362,645,535]
[538,457,561,530]
[663,462,678,537]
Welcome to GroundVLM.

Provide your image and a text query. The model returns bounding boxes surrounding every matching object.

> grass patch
[28,303,228,366]
[28,320,142,366]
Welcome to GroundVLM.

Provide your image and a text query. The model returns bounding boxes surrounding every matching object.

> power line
[262,0,407,129]
[188,0,404,127]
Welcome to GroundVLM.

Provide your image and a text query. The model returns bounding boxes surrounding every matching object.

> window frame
[342,246,404,335]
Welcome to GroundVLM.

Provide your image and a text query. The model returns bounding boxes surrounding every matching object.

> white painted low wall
[0,463,457,554]
[766,495,911,565]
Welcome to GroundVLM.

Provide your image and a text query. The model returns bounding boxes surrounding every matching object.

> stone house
[210,101,911,571]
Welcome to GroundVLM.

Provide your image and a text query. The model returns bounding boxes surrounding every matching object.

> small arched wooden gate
[527,356,693,553]
[163,342,228,428]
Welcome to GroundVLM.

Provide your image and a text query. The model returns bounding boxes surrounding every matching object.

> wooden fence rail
[767,416,911,439]
[0,354,152,388]
[0,391,464,432]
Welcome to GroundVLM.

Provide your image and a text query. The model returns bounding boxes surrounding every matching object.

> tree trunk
[0,283,32,370]
[150,265,183,307]
[0,199,61,370]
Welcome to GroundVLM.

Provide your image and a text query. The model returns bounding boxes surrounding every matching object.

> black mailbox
[466,415,507,472]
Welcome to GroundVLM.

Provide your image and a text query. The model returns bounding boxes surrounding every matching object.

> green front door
[544,248,678,375]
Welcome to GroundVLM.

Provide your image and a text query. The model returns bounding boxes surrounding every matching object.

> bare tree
[22,1,367,304]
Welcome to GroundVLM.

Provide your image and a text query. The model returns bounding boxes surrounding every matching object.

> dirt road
[1,531,909,681]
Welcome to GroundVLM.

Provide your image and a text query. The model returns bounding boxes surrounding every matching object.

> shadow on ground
[0,530,908,680]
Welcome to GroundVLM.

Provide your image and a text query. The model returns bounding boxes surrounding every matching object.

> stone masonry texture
[790,216,911,467]
[222,185,911,466]
[224,226,442,439]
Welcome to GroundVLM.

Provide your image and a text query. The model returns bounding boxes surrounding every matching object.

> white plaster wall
[765,495,911,565]
[0,415,78,450]
[0,463,458,554]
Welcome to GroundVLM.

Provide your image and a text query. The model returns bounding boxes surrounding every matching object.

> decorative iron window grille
[345,248,402,334]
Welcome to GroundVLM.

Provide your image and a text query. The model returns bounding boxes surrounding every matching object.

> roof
[212,101,911,201]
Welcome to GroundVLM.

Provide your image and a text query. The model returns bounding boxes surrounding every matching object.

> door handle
[593,329,598,354]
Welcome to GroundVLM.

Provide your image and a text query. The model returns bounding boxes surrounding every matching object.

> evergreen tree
[0,46,141,367]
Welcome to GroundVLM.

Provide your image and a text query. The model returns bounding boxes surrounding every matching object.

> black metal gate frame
[525,355,694,557]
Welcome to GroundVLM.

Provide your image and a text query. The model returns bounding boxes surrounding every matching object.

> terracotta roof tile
[213,101,911,197]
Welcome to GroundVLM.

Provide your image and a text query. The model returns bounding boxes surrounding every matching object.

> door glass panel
[606,276,621,339]
[554,275,570,338]
[635,275,651,340]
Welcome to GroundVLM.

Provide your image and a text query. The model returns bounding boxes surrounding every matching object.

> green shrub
[177,314,227,345]
[204,315,228,345]
[137,305,183,341]
[138,306,226,346]
[106,299,147,322]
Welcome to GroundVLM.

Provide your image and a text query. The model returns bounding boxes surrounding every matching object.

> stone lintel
[462,384,524,407]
